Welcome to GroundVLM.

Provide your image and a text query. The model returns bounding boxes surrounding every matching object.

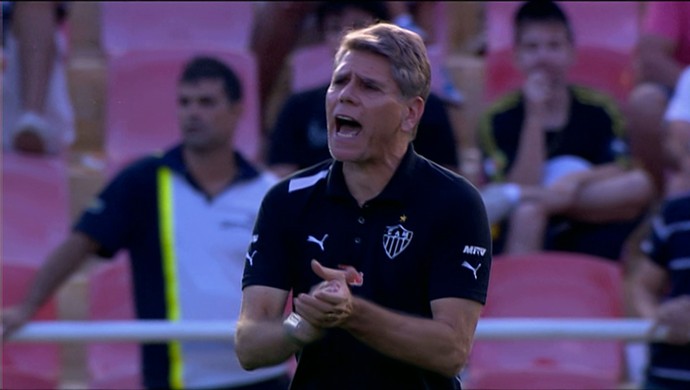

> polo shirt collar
[162,144,260,183]
[325,144,419,205]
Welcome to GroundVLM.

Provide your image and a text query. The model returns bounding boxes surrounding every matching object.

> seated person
[477,0,654,260]
[267,1,458,177]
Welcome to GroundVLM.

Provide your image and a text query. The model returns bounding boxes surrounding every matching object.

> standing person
[478,0,654,259]
[1,56,291,390]
[235,23,492,389]
[2,1,75,155]
[626,66,690,390]
[267,1,459,178]
[625,1,690,196]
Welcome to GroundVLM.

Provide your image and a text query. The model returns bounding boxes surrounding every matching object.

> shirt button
[354,237,361,244]
[358,216,365,224]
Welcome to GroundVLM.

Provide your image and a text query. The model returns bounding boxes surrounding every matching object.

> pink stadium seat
[1,152,70,267]
[104,48,261,172]
[2,263,60,390]
[86,255,141,389]
[466,367,619,390]
[289,43,333,93]
[484,1,639,104]
[465,251,625,389]
[100,2,255,56]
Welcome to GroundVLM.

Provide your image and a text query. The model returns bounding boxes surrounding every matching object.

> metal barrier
[6,318,664,343]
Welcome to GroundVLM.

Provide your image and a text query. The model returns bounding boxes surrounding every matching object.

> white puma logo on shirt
[245,250,257,266]
[462,261,481,280]
[307,234,329,251]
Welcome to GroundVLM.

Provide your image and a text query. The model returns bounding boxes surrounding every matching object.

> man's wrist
[283,312,323,347]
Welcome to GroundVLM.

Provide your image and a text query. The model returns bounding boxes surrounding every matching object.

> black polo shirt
[243,146,492,389]
[642,192,690,386]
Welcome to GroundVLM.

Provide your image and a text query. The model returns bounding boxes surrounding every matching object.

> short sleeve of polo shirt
[242,181,296,290]
[427,179,492,305]
[74,158,156,259]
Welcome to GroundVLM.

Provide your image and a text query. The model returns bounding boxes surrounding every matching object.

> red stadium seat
[466,366,619,390]
[104,48,261,172]
[1,152,70,268]
[1,263,60,390]
[464,251,625,389]
[484,1,639,104]
[289,43,333,93]
[100,2,255,56]
[86,255,141,389]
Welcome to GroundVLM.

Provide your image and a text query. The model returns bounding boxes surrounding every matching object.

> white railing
[5,318,664,343]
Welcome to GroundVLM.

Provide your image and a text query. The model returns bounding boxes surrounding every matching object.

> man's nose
[338,81,357,104]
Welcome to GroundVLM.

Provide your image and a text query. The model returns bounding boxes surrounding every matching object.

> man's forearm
[22,234,95,314]
[235,319,302,370]
[341,297,476,378]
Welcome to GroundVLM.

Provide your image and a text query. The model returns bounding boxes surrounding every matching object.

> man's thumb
[311,259,345,281]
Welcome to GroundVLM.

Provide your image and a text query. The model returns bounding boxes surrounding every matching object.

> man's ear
[401,96,425,135]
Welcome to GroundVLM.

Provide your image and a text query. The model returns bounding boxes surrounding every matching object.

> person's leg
[504,200,549,254]
[250,2,315,117]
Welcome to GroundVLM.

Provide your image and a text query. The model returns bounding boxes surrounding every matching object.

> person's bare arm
[235,285,300,370]
[551,164,654,222]
[507,71,549,185]
[626,256,668,320]
[627,257,690,345]
[345,296,483,377]
[636,34,683,88]
[2,232,99,339]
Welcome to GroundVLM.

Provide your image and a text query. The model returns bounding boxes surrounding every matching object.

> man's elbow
[234,332,260,371]
[438,345,470,378]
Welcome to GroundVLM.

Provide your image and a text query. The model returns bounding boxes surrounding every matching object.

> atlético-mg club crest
[383,224,413,259]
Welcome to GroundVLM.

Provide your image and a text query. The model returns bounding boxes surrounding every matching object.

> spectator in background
[626,66,690,390]
[2,1,75,155]
[267,1,459,178]
[477,0,654,259]
[1,57,291,390]
[625,1,690,197]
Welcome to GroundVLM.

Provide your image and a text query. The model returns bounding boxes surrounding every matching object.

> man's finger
[311,259,346,281]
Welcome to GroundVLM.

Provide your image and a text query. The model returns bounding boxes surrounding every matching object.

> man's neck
[342,153,404,207]
[183,145,237,197]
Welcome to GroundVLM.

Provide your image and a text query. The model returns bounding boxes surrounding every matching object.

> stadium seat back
[1,153,70,267]
[466,252,625,388]
[104,48,261,172]
[466,366,620,390]
[100,2,255,56]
